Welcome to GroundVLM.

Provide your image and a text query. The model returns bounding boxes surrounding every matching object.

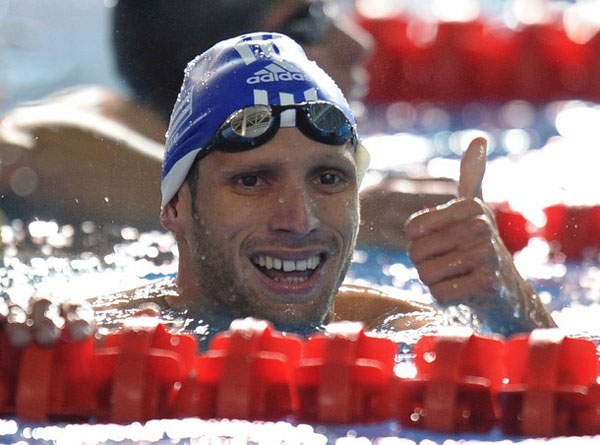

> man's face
[179,128,359,330]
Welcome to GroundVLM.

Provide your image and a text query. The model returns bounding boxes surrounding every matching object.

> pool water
[1,217,600,444]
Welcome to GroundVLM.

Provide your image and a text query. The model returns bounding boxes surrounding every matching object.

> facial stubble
[187,212,357,331]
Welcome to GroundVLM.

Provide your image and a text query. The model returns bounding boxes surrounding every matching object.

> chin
[247,299,330,333]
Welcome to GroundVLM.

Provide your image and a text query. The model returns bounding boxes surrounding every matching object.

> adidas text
[247,72,308,84]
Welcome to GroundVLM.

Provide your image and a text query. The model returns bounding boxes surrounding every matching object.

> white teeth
[253,254,321,272]
[283,260,294,272]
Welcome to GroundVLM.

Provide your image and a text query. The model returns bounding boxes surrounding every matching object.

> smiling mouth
[251,253,323,284]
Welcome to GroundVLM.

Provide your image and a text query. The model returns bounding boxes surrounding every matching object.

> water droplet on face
[278,197,285,204]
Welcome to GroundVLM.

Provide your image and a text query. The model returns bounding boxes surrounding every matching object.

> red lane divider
[543,205,600,259]
[395,330,504,432]
[492,203,600,258]
[0,331,21,416]
[1,319,600,437]
[359,14,600,103]
[500,329,598,436]
[170,318,302,421]
[16,338,97,422]
[295,322,396,423]
[92,317,197,423]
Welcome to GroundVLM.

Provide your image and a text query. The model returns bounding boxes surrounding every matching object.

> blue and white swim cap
[161,32,369,207]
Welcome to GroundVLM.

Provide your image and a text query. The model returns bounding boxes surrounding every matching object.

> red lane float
[0,331,21,416]
[92,317,197,423]
[170,318,302,420]
[1,319,600,438]
[543,204,600,259]
[501,329,599,436]
[359,13,600,104]
[295,321,396,423]
[493,203,600,258]
[395,330,504,432]
[15,337,97,422]
[492,204,532,254]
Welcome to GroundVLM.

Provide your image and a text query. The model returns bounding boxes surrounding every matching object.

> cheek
[198,195,264,244]
[319,194,360,237]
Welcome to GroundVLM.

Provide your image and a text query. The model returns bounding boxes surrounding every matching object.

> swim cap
[161,31,370,208]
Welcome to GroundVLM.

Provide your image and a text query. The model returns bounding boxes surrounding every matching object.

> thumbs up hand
[404,138,556,335]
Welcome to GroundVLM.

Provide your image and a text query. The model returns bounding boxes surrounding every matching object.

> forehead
[198,128,357,174]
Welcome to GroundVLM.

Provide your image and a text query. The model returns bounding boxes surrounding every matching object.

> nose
[269,185,320,238]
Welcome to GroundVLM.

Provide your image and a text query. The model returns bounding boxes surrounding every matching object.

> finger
[66,318,95,342]
[415,240,499,288]
[30,298,53,320]
[408,214,492,265]
[6,305,32,348]
[429,264,498,306]
[458,137,487,199]
[64,305,95,342]
[404,198,485,241]
[31,299,64,346]
[32,317,62,346]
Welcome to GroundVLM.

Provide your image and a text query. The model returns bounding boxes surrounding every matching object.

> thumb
[458,137,487,199]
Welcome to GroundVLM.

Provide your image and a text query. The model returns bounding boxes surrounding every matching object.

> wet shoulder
[332,283,434,330]
[90,276,182,329]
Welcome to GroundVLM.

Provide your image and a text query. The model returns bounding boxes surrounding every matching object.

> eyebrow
[218,153,357,179]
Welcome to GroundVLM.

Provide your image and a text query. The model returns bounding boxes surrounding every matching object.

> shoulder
[331,283,435,331]
[90,276,182,313]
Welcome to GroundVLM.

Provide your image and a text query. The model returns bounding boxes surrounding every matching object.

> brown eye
[320,173,340,185]
[238,175,259,187]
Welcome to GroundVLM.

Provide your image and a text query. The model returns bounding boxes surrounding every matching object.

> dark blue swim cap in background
[161,32,369,207]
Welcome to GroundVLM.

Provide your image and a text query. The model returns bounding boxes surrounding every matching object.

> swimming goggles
[207,101,358,153]
[277,1,333,45]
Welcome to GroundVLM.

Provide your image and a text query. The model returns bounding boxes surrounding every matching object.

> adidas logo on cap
[246,62,309,84]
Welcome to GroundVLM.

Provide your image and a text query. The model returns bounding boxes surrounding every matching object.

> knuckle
[407,239,426,264]
[460,198,485,216]
[470,215,491,234]
[430,282,453,303]
[416,266,434,286]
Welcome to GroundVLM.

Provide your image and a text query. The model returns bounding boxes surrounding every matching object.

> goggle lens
[305,102,351,138]
[214,102,356,152]
[227,105,273,138]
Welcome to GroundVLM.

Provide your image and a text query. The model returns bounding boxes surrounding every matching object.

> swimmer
[0,0,454,247]
[1,33,555,346]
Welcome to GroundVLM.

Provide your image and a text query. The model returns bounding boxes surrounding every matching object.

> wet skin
[161,128,360,330]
